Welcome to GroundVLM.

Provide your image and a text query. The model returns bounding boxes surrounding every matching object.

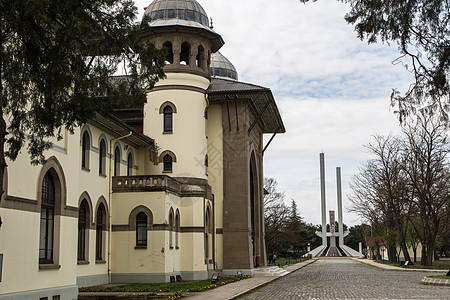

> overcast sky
[134,0,413,226]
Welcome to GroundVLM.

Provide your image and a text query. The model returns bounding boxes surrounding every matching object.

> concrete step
[254,266,290,277]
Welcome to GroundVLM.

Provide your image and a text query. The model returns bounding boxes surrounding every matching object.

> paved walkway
[79,258,449,299]
[238,258,449,300]
[184,259,316,300]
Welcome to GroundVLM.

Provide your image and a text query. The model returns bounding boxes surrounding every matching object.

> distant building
[0,0,285,299]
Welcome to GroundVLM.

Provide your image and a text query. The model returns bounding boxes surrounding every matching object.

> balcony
[112,175,212,199]
[113,175,181,195]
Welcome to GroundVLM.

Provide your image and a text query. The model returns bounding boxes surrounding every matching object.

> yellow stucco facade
[0,1,285,299]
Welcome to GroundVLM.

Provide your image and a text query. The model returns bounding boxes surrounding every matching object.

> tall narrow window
[99,139,106,175]
[180,42,190,65]
[205,208,211,260]
[163,106,173,133]
[127,152,133,176]
[163,154,173,172]
[169,209,174,249]
[96,203,106,261]
[197,45,205,69]
[175,210,180,249]
[163,41,174,64]
[114,147,120,176]
[78,200,88,261]
[39,172,55,264]
[81,131,90,170]
[136,212,147,247]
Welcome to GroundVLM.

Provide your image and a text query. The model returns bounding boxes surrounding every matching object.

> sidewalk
[184,259,317,300]
[351,258,448,272]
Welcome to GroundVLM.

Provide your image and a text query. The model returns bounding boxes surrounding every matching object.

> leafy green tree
[304,223,322,250]
[345,224,371,252]
[300,0,449,122]
[0,0,167,222]
[284,199,307,257]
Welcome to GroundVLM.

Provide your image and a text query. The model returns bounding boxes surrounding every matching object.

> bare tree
[349,135,413,262]
[400,116,450,265]
[263,178,289,256]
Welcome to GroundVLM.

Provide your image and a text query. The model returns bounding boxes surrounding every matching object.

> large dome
[144,0,209,28]
[210,51,238,80]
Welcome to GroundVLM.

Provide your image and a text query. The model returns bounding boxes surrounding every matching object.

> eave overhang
[207,78,286,134]
[89,113,154,148]
[141,21,225,53]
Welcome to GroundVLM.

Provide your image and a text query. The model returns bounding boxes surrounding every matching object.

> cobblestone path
[239,258,450,300]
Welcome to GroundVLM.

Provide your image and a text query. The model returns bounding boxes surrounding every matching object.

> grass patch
[81,275,252,294]
[268,257,305,266]
[427,275,450,280]
[374,259,450,270]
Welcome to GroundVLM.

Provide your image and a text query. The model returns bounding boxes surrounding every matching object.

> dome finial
[210,17,214,30]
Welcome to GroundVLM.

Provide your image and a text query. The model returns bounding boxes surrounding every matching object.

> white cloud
[134,0,413,226]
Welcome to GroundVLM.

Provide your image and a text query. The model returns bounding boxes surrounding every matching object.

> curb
[421,277,450,286]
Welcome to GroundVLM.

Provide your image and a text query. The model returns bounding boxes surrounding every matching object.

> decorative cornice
[151,84,206,94]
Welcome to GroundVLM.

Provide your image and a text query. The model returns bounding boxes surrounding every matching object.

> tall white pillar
[336,167,344,246]
[320,153,327,246]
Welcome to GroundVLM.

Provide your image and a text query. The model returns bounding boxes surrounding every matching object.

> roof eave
[89,113,154,148]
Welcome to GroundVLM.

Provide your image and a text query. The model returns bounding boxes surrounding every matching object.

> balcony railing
[112,175,212,199]
[112,175,181,195]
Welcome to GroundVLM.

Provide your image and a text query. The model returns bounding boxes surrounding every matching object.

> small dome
[144,0,209,27]
[210,51,238,80]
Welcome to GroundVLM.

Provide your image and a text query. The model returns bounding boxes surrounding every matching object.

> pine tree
[0,0,167,224]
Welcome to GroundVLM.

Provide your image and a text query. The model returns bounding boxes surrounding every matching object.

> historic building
[0,0,285,299]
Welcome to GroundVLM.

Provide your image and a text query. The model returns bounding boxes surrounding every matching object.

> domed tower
[210,51,238,80]
[141,0,224,178]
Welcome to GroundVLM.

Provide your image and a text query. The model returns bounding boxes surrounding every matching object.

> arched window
[78,200,88,261]
[169,208,174,249]
[39,172,55,264]
[136,212,147,247]
[81,130,90,170]
[163,106,173,133]
[163,41,174,64]
[205,206,212,261]
[96,203,106,261]
[175,209,180,249]
[114,146,121,176]
[197,45,205,70]
[99,139,106,175]
[127,152,134,176]
[163,154,173,172]
[180,42,190,65]
[205,207,211,234]
[207,50,211,68]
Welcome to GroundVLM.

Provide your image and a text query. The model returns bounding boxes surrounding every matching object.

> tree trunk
[375,243,381,260]
[387,245,397,262]
[399,238,411,262]
[424,241,435,266]
[397,225,412,262]
[420,244,427,265]
[413,247,417,263]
